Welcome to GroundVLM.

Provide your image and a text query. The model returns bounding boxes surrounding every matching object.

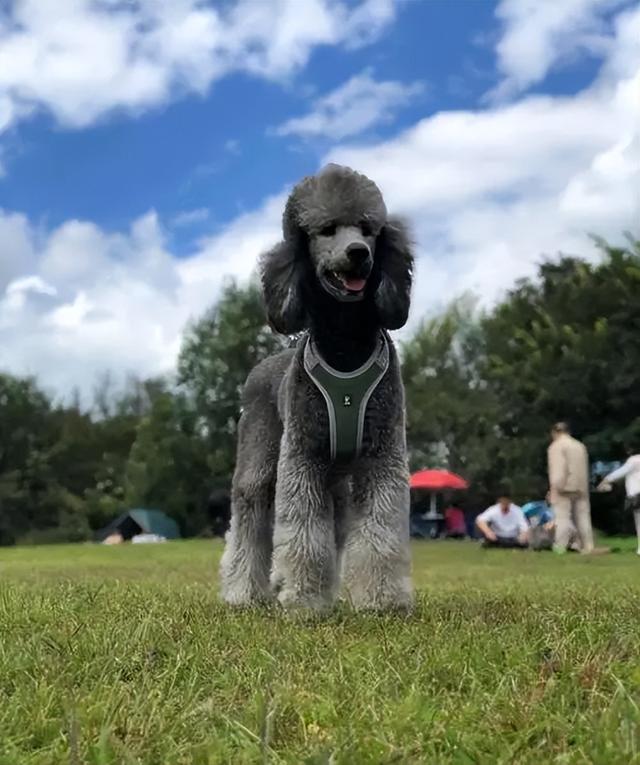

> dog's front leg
[342,454,413,611]
[219,481,273,606]
[271,445,336,611]
[219,402,280,606]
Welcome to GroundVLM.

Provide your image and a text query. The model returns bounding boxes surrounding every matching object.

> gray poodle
[220,164,414,611]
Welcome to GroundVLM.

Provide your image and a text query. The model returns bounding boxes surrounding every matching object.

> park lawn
[1,539,640,765]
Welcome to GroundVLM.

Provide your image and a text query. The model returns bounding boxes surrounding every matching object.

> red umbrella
[410,469,469,520]
[410,469,469,491]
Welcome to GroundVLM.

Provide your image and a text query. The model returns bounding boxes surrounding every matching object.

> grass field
[1,539,640,765]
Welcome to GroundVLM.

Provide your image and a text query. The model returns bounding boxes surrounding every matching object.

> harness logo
[343,394,352,407]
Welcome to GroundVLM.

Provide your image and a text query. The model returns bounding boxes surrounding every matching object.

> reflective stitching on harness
[304,333,389,461]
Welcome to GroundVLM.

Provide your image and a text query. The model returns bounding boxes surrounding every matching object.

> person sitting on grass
[476,491,529,548]
[443,504,467,539]
[524,499,582,552]
[523,500,555,550]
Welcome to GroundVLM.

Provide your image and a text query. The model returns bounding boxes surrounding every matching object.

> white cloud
[275,69,424,140]
[224,139,241,156]
[489,0,631,100]
[177,193,285,310]
[0,0,397,135]
[326,3,639,317]
[171,208,211,228]
[0,196,284,399]
[328,94,621,214]
[0,209,37,289]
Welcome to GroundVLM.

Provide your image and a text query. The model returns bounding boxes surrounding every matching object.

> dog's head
[261,164,414,334]
[287,164,386,304]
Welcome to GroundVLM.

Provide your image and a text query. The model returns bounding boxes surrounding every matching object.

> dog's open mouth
[323,270,368,300]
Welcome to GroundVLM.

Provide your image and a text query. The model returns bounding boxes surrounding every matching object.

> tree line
[1,238,638,545]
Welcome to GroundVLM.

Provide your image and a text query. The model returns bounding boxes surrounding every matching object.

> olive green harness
[303,333,389,462]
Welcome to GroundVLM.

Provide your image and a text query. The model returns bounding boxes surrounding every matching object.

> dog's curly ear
[259,237,307,335]
[374,215,414,329]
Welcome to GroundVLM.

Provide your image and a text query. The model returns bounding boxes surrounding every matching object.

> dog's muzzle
[321,234,373,302]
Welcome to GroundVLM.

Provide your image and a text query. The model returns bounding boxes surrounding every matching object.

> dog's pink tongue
[342,276,367,292]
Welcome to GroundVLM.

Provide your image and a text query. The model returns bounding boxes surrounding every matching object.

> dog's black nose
[346,242,370,264]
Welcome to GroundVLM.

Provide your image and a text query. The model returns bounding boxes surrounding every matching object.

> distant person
[523,500,555,551]
[522,499,555,528]
[523,500,580,552]
[443,504,466,539]
[548,422,594,554]
[476,492,529,548]
[465,508,479,539]
[207,489,231,537]
[598,447,640,555]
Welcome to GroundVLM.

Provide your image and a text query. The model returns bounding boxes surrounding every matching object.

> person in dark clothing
[207,489,231,537]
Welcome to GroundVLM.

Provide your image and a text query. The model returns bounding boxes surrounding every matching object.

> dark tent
[96,509,180,542]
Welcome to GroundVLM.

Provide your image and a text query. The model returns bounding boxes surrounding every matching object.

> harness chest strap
[303,333,390,461]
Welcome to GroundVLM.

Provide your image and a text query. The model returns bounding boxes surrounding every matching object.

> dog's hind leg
[220,402,280,606]
[342,454,413,612]
[271,443,336,611]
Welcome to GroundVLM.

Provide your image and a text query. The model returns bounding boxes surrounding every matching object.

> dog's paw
[345,579,414,614]
[276,588,334,615]
[220,582,273,608]
[269,568,285,597]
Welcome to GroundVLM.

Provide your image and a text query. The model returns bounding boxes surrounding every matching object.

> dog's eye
[320,223,336,237]
[360,221,372,236]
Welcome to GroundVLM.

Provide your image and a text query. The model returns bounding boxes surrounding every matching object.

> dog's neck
[307,297,380,372]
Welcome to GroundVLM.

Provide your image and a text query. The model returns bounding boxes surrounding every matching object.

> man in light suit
[547,422,594,554]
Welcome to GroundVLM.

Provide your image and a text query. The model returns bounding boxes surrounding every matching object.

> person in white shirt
[597,448,640,555]
[476,492,529,548]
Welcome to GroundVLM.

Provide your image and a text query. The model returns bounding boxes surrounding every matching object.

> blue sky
[1,1,605,247]
[0,0,638,396]
[1,3,495,241]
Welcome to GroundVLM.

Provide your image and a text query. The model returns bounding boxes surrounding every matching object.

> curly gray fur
[220,164,415,612]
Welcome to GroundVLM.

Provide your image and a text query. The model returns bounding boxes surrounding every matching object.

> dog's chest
[287,334,393,463]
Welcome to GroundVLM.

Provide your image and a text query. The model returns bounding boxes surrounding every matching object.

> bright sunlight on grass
[1,540,640,764]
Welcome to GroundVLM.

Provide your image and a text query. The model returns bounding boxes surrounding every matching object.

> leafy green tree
[177,278,287,486]
[401,237,640,527]
[0,374,53,543]
[482,237,640,529]
[124,385,212,535]
[82,375,162,530]
[122,280,288,537]
[401,296,506,508]
[0,374,90,544]
[484,238,640,446]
